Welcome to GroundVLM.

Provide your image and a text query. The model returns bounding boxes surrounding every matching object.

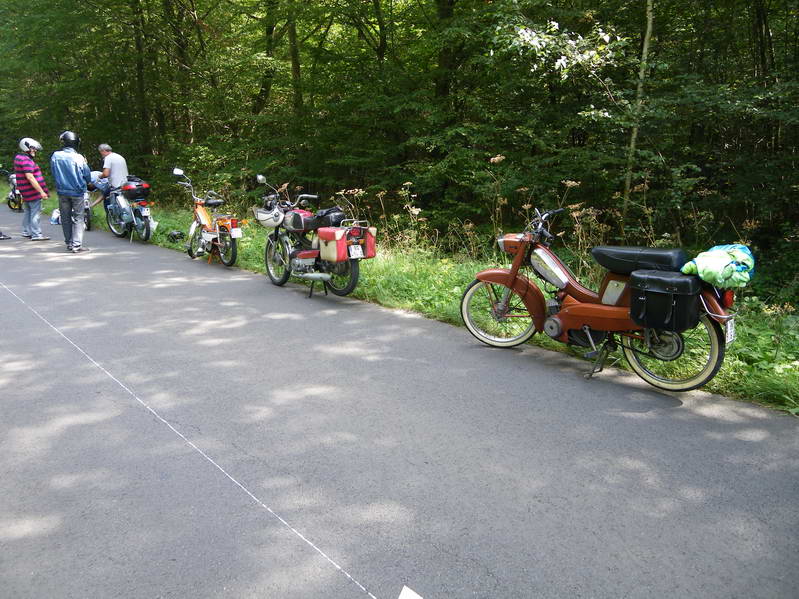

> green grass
[4,186,797,413]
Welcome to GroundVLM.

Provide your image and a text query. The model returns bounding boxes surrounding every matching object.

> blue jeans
[22,199,42,238]
[59,195,85,248]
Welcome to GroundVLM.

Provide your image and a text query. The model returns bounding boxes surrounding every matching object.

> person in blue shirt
[51,131,92,253]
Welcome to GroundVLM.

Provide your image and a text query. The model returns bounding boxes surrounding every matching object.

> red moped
[460,208,736,392]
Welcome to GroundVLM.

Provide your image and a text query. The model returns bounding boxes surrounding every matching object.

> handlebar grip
[549,208,565,216]
[207,190,221,198]
[297,194,318,202]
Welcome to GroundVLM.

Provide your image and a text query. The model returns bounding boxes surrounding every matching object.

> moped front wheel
[461,279,536,347]
[265,233,291,285]
[107,209,129,237]
[84,205,92,231]
[187,226,204,258]
[8,194,22,212]
[217,226,237,266]
[326,259,359,296]
[621,314,725,392]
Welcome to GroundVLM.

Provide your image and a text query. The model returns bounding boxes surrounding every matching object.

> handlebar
[526,207,565,242]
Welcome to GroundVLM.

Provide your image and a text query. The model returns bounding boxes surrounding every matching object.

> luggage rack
[340,219,370,229]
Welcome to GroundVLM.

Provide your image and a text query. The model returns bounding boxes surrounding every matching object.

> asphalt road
[1,212,798,599]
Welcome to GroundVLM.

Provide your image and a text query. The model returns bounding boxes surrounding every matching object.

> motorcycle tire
[8,194,22,212]
[265,233,292,285]
[107,208,129,238]
[621,314,725,392]
[217,226,237,267]
[460,279,536,347]
[187,226,204,259]
[84,206,92,231]
[137,217,151,242]
[326,259,360,296]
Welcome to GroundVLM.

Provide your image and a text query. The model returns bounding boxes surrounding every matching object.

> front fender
[475,268,546,332]
[188,221,198,238]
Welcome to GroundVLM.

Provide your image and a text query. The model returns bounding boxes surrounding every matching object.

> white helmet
[252,205,284,228]
[19,138,42,153]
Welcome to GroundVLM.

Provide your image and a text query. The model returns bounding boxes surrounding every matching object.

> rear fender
[475,268,546,332]
[700,288,731,324]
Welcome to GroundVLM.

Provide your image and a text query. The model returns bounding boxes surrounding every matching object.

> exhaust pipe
[293,272,332,282]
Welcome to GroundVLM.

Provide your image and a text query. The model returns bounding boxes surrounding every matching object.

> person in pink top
[14,137,50,241]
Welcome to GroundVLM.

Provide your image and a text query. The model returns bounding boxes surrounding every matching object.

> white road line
[1,280,379,599]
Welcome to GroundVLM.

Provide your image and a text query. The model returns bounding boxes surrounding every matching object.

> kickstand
[584,337,617,380]
[308,281,329,298]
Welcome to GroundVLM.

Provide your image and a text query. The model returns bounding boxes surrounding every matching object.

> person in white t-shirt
[97,143,129,211]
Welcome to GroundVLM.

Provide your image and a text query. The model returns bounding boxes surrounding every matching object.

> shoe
[65,246,73,252]
[71,246,91,253]
[30,236,50,241]
[21,234,32,238]
[0,233,11,240]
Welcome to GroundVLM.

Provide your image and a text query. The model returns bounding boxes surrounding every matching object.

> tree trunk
[252,0,281,115]
[288,16,304,118]
[129,0,152,154]
[161,0,193,141]
[434,0,457,100]
[621,0,654,234]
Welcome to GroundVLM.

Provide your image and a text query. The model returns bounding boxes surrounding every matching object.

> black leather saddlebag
[630,270,701,332]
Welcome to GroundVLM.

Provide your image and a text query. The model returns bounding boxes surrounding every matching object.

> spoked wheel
[8,194,22,212]
[461,279,536,347]
[265,233,292,285]
[137,217,151,242]
[326,259,360,296]
[107,209,129,237]
[621,314,725,392]
[187,226,204,258]
[217,226,237,267]
[84,206,92,231]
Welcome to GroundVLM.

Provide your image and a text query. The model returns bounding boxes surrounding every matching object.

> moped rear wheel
[621,314,725,392]
[265,233,291,285]
[461,279,536,347]
[137,216,151,241]
[217,226,237,266]
[326,259,360,296]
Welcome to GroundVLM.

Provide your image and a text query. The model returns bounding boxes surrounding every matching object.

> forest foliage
[1,0,798,301]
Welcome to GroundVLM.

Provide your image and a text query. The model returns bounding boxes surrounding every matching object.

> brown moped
[460,208,736,392]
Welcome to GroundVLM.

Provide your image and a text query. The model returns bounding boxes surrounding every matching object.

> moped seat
[205,199,224,208]
[591,246,688,275]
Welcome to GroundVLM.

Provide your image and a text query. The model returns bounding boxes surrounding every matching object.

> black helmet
[59,130,80,149]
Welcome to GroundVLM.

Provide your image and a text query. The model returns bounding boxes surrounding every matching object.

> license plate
[140,207,150,216]
[348,244,364,259]
[725,319,736,344]
[230,228,243,239]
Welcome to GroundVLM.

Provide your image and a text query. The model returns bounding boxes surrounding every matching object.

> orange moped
[460,208,736,392]
[173,168,242,267]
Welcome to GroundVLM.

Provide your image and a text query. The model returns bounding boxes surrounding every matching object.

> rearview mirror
[172,168,184,177]
[256,174,266,184]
